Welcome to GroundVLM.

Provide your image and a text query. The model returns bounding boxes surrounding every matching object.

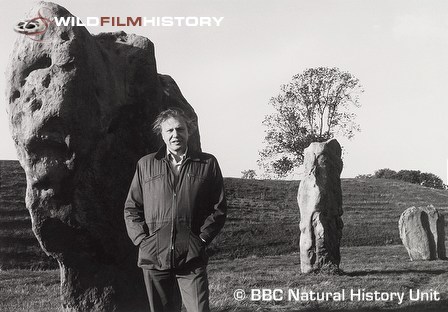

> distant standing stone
[297,139,344,273]
[399,205,446,260]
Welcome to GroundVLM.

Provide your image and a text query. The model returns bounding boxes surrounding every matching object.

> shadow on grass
[345,269,447,277]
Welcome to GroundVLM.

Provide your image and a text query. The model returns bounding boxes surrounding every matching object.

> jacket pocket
[144,173,165,183]
[138,228,160,268]
[186,231,207,263]
[187,173,210,183]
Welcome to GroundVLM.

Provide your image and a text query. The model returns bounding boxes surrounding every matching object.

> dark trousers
[142,265,210,312]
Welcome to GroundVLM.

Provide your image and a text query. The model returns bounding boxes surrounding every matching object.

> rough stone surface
[5,2,200,311]
[297,139,343,273]
[399,205,446,261]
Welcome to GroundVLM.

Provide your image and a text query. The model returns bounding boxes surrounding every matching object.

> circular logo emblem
[14,19,47,35]
[13,8,53,41]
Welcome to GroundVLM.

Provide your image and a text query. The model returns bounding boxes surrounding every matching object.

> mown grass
[210,177,448,259]
[0,269,60,312]
[1,160,448,311]
[0,161,57,270]
[1,246,447,311]
[209,245,448,311]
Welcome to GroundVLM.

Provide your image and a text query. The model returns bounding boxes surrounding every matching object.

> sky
[1,0,447,182]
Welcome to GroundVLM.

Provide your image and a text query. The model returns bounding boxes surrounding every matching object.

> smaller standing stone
[399,205,446,260]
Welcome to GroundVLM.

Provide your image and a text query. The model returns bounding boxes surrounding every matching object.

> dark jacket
[124,147,227,270]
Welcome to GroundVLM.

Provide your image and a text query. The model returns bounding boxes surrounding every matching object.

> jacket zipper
[162,158,176,269]
[171,192,176,268]
[166,156,190,269]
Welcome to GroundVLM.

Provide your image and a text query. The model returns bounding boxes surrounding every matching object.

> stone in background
[399,205,446,261]
[297,139,343,273]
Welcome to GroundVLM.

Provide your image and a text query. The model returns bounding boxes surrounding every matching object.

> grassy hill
[0,160,57,269]
[214,177,448,260]
[1,159,448,269]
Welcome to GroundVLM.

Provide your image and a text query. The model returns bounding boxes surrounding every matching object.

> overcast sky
[1,0,447,182]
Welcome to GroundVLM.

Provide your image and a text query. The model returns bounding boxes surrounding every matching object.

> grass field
[1,246,447,311]
[0,160,57,270]
[1,160,448,311]
[208,245,448,311]
[212,177,448,259]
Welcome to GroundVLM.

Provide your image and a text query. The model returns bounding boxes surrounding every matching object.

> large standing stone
[297,139,343,273]
[399,206,446,261]
[5,2,200,311]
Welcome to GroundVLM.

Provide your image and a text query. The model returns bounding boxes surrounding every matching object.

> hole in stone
[10,90,21,102]
[30,99,43,111]
[60,31,69,41]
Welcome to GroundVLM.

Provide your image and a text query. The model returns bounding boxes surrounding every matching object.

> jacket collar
[155,144,202,162]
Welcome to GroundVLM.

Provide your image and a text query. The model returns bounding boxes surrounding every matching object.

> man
[124,108,227,312]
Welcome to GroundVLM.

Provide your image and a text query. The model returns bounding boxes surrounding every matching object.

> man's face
[161,117,189,154]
